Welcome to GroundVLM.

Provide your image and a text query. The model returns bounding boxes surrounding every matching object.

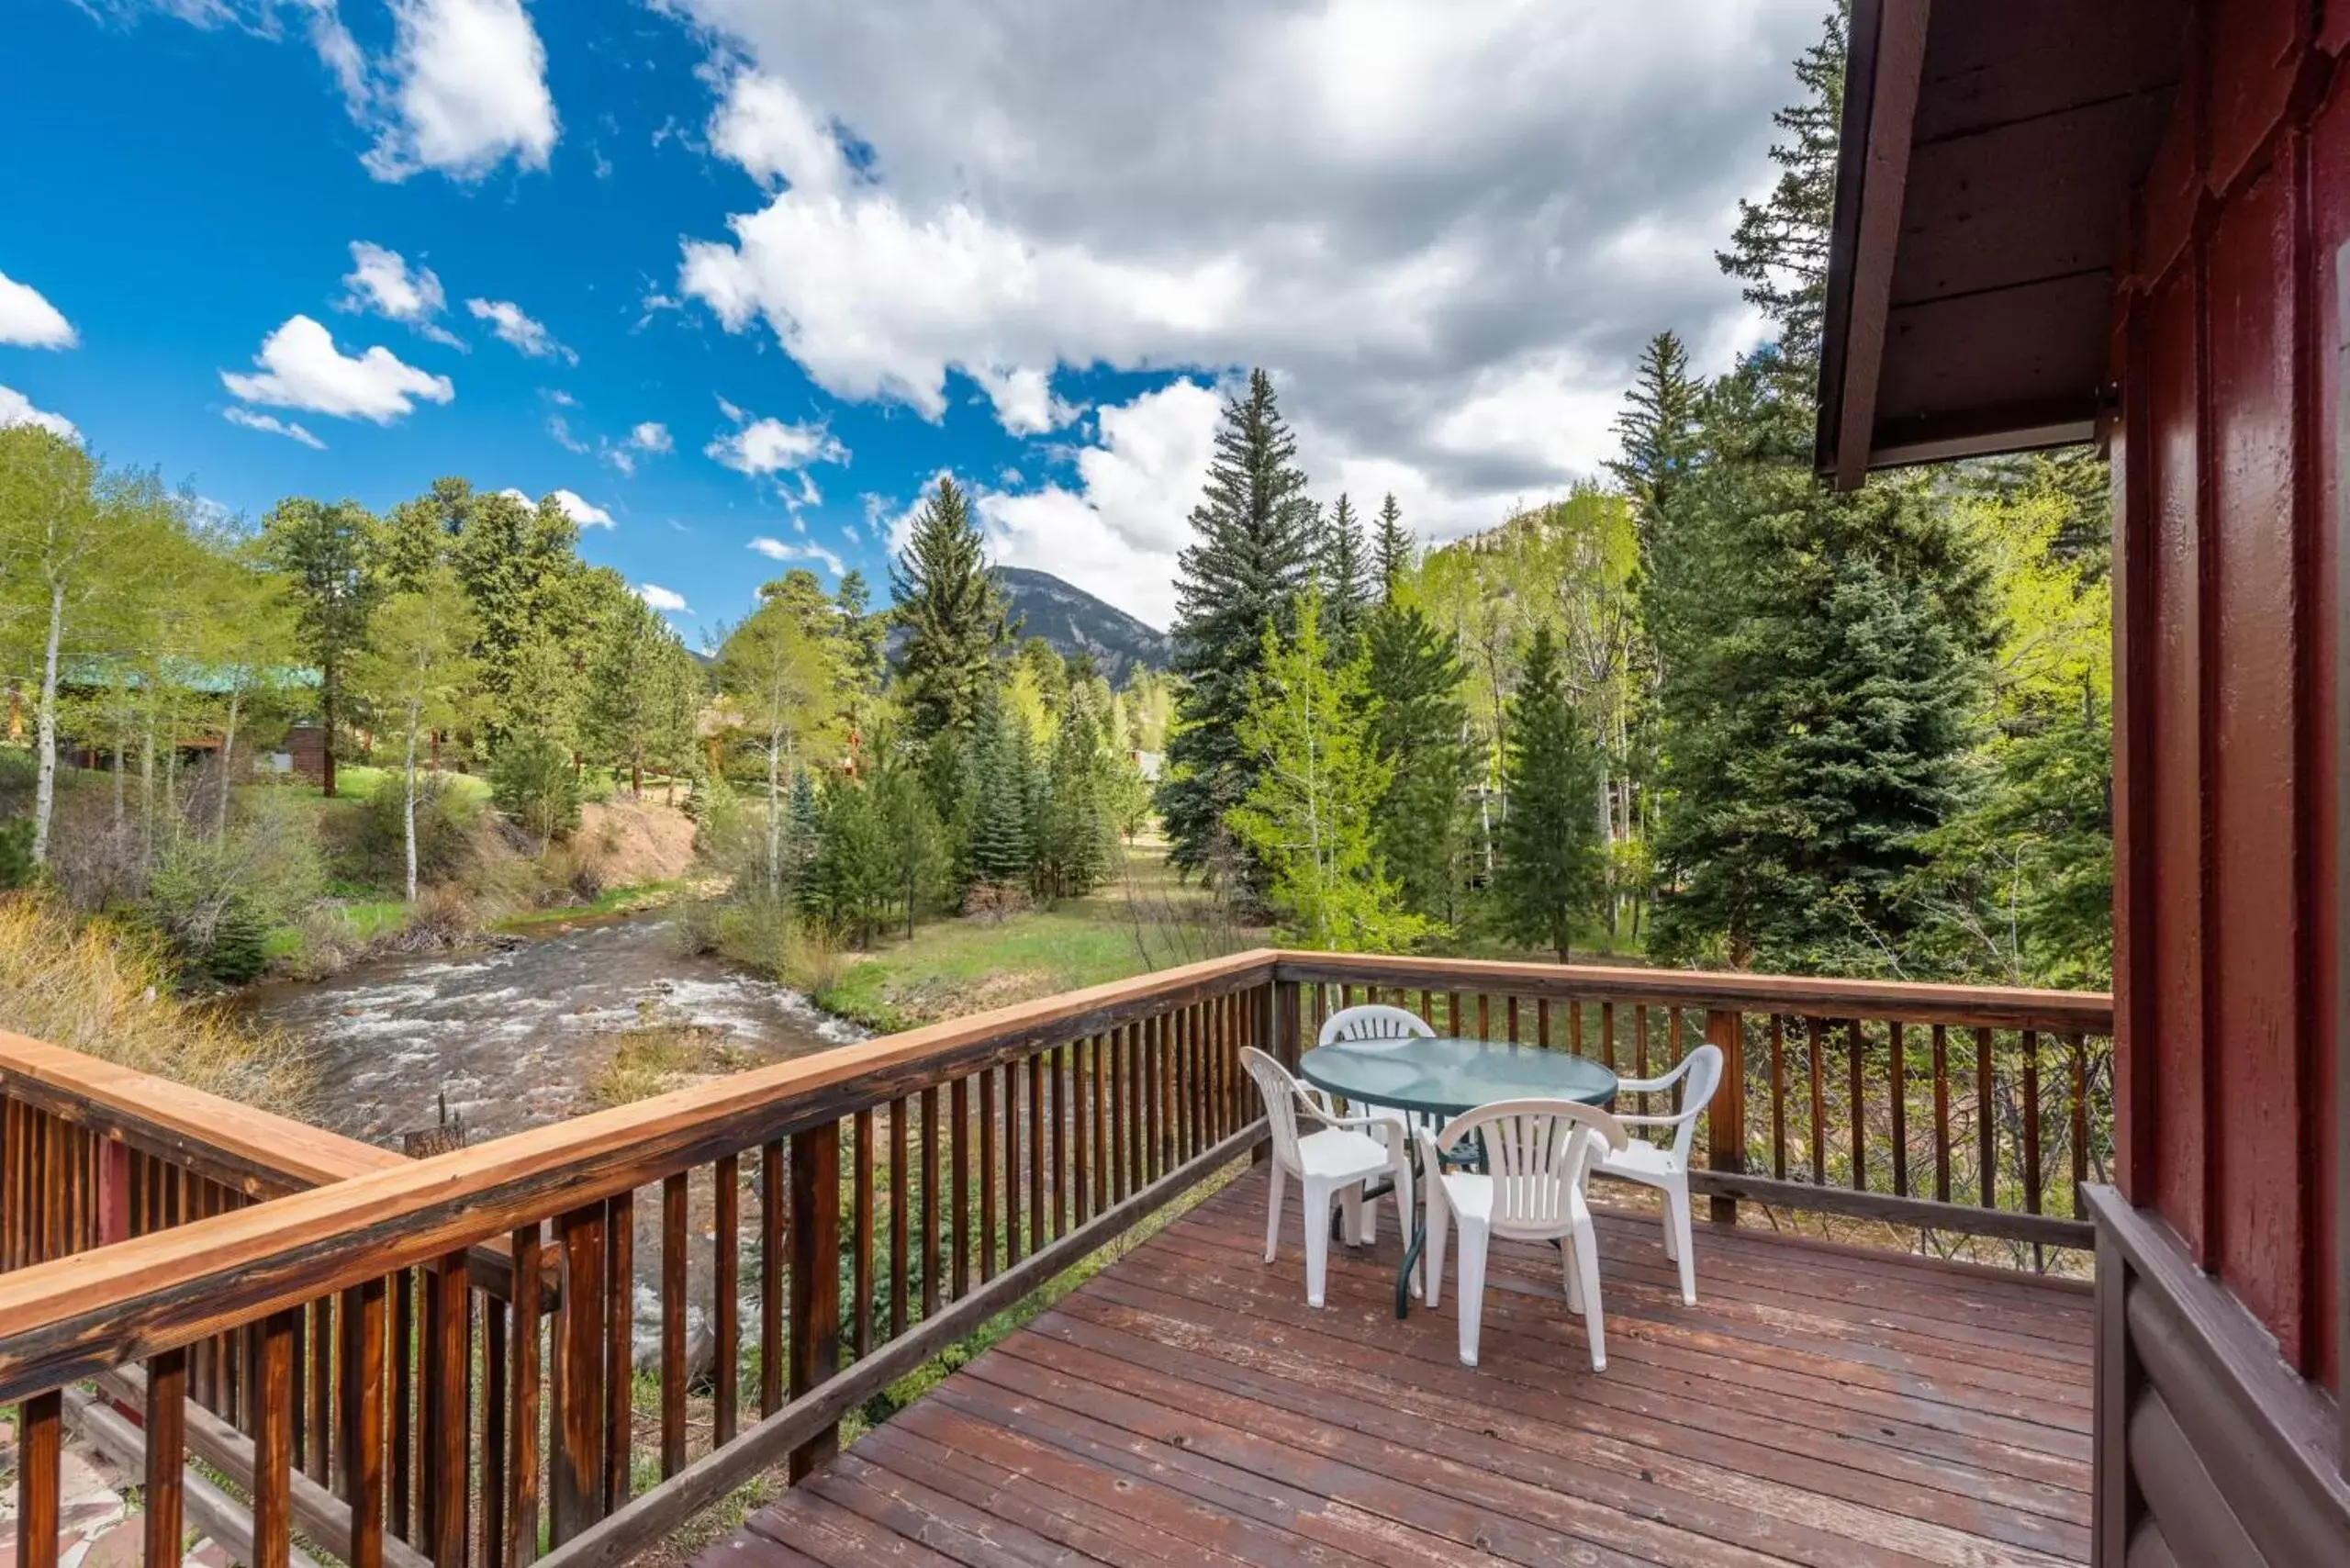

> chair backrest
[1431,1099,1628,1232]
[1318,1004,1435,1048]
[1661,1044,1726,1164]
[1240,1047,1312,1170]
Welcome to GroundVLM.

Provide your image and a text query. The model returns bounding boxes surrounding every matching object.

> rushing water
[238,912,865,1148]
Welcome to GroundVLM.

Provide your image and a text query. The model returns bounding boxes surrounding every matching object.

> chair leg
[1302,1177,1335,1308]
[1392,1157,1416,1297]
[1264,1163,1286,1263]
[1572,1223,1607,1372]
[1340,1182,1368,1246]
[1456,1219,1491,1367]
[1423,1180,1449,1310]
[1666,1177,1696,1305]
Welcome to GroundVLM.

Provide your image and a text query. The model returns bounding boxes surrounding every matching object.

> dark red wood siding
[2111,0,2344,1394]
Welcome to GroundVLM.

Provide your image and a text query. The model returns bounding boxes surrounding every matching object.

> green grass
[492,879,687,933]
[287,766,493,808]
[261,897,411,960]
[816,907,1169,1032]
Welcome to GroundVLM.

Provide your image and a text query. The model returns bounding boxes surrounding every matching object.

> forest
[0,7,2111,1020]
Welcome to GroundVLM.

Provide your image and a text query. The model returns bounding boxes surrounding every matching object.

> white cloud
[0,386,78,442]
[749,535,846,577]
[706,412,848,479]
[467,297,573,363]
[664,0,1820,513]
[628,420,673,454]
[636,583,689,613]
[126,1,556,184]
[339,241,464,347]
[359,0,558,183]
[969,378,1222,628]
[223,406,327,449]
[0,273,76,350]
[546,413,589,453]
[219,314,454,422]
[495,486,612,527]
[550,488,612,527]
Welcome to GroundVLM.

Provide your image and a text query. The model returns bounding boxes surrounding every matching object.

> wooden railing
[0,949,2110,1568]
[1273,953,2113,1249]
[0,951,1277,1568]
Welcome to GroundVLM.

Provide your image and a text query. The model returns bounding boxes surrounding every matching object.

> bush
[491,732,582,847]
[0,817,35,892]
[144,790,328,987]
[340,771,481,890]
[0,893,312,1107]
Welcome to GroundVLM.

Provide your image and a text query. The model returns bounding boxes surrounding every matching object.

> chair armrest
[1611,1113,1695,1129]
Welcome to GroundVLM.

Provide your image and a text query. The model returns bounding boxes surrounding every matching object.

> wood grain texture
[717,1163,2096,1568]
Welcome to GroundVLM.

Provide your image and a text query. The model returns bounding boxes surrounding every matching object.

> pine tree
[1372,493,1413,600]
[1363,599,1475,925]
[258,495,380,799]
[867,725,949,938]
[1318,493,1371,647]
[1718,7,1847,375]
[966,699,1033,888]
[1030,690,1114,902]
[890,476,1011,749]
[1161,368,1316,884]
[1226,592,1429,953]
[1606,330,1702,581]
[1494,626,1605,962]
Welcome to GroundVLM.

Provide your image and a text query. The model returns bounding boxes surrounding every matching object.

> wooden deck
[699,1166,2094,1568]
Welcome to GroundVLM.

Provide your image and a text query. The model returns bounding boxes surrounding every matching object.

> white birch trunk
[402,696,421,903]
[30,581,62,866]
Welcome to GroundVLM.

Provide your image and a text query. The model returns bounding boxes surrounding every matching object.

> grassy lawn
[492,879,688,932]
[817,840,1262,1032]
[288,766,494,807]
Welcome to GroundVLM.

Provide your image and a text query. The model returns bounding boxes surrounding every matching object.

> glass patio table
[1297,1035,1619,1318]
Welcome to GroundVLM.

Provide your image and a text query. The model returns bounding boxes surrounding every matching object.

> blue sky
[0,1,1818,634]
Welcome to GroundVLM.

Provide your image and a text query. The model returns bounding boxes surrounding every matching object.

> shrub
[0,893,313,1107]
[491,732,582,847]
[341,771,481,889]
[144,790,328,987]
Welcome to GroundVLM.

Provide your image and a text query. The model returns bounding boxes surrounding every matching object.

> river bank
[238,909,864,1146]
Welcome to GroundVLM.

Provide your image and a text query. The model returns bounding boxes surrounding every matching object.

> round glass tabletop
[1298,1036,1619,1120]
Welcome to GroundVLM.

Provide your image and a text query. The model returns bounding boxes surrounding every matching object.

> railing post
[97,1139,130,1247]
[789,1118,842,1481]
[1705,1008,1744,1225]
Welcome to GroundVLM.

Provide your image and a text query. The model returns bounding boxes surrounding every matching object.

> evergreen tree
[585,590,688,795]
[1363,599,1475,925]
[1030,690,1115,902]
[965,699,1033,888]
[810,776,892,945]
[1494,626,1605,962]
[451,486,589,747]
[1718,6,1847,376]
[1161,368,1316,884]
[258,495,380,799]
[1647,10,1995,969]
[1318,492,1371,646]
[1605,330,1702,582]
[868,724,949,938]
[1225,592,1428,953]
[1372,492,1412,599]
[890,476,1011,749]
[715,575,849,900]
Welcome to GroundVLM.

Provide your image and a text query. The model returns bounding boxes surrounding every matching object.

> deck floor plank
[702,1169,2093,1568]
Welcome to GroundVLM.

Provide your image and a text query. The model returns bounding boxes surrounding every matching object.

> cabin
[1818,0,2347,1559]
[0,3,2341,1567]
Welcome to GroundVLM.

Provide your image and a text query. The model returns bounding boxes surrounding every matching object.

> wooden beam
[2333,239,2350,1478]
[1833,0,1932,490]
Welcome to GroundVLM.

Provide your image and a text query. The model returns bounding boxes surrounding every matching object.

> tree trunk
[216,688,242,838]
[321,668,338,799]
[402,699,422,903]
[29,581,63,866]
[765,730,784,900]
[140,698,156,864]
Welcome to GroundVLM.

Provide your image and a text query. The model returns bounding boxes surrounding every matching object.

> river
[238,911,866,1149]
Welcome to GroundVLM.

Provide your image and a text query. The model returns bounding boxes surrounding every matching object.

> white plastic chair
[1420,1099,1628,1370]
[1588,1043,1724,1305]
[1240,1046,1414,1309]
[1315,1002,1439,1163]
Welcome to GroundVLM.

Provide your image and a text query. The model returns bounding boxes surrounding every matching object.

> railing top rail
[0,947,1280,1402]
[0,1027,407,1194]
[1272,952,2113,1032]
